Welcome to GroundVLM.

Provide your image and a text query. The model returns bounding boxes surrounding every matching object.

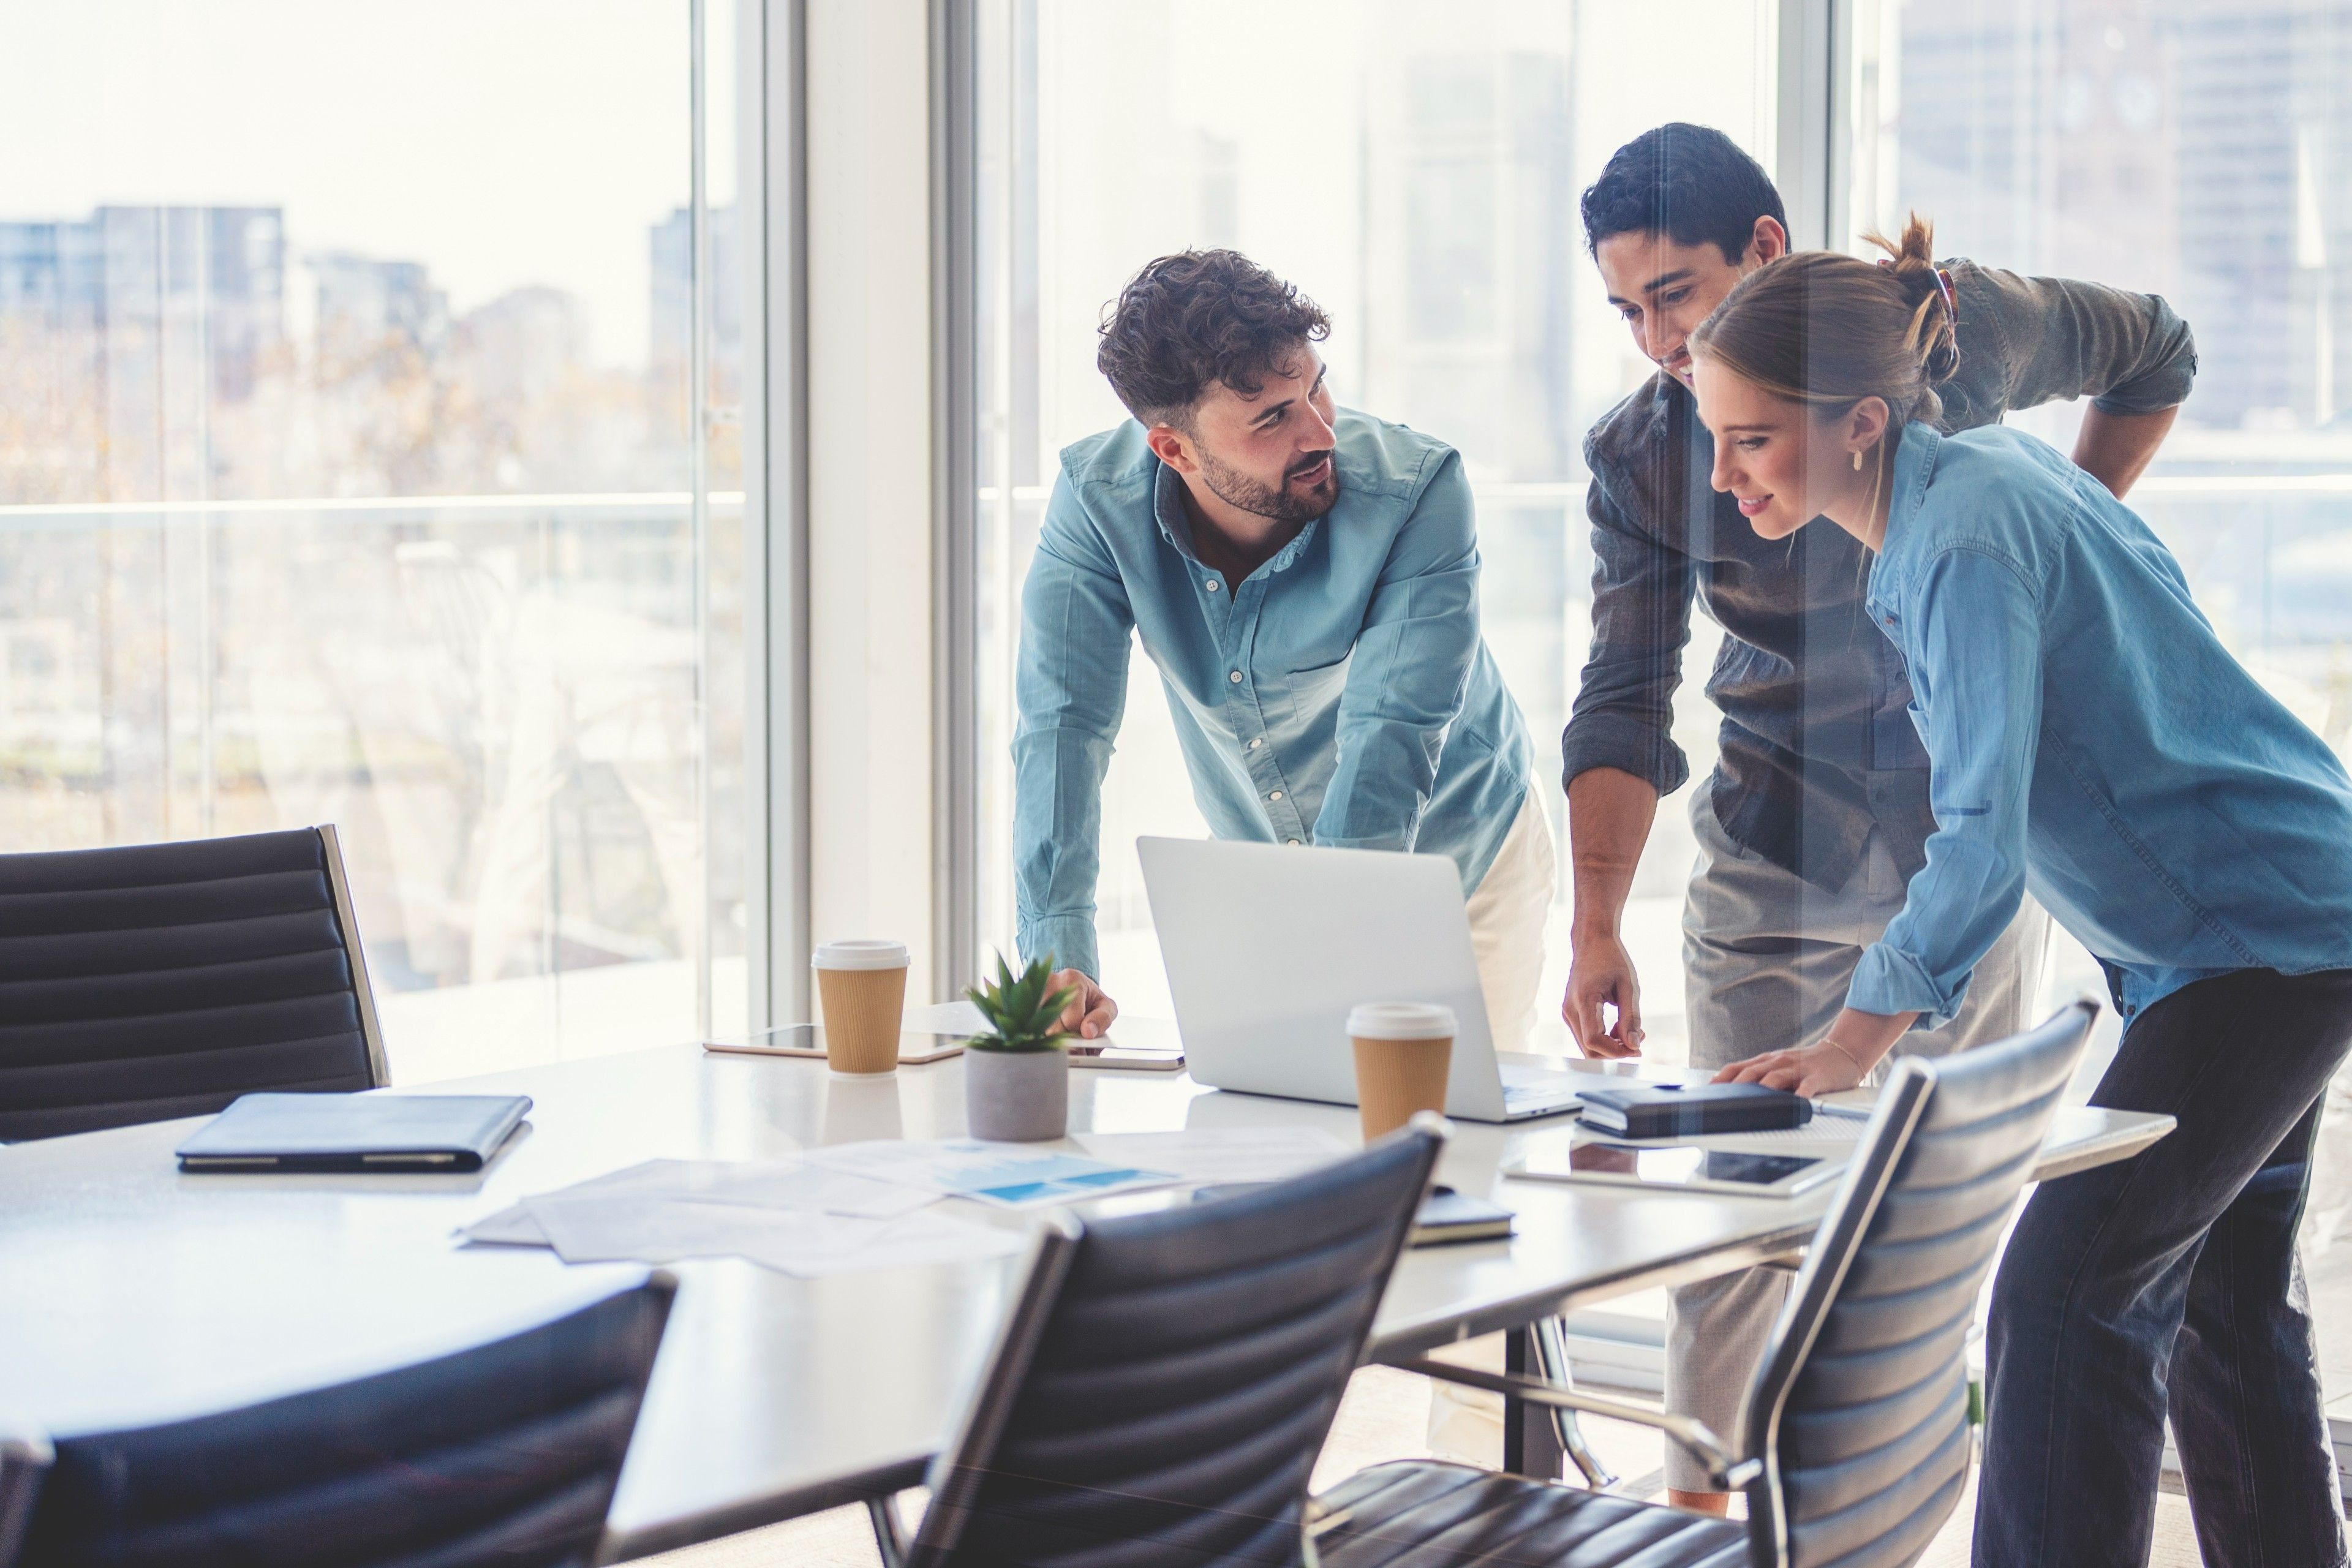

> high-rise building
[647,203,741,404]
[311,251,448,364]
[1894,0,2352,430]
[0,206,286,499]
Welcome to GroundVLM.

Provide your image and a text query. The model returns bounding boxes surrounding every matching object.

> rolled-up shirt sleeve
[1847,546,2043,1027]
[1011,474,1134,981]
[1973,265,2199,417]
[1313,450,1480,853]
[1559,463,1695,796]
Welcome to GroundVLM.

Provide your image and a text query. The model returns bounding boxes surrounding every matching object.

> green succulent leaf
[963,950,1076,1052]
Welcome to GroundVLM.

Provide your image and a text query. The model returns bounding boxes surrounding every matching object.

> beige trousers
[1464,789,1556,1055]
[1663,788,2049,1490]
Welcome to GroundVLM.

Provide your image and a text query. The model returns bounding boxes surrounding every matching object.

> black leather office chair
[1317,1000,2097,1568]
[4,1272,674,1568]
[872,1119,1446,1568]
[0,825,389,1140]
[0,1427,44,1568]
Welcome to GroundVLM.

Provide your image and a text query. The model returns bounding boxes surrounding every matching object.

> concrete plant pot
[964,1046,1069,1142]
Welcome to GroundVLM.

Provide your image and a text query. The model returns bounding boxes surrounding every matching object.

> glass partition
[1850,0,2352,1454]
[973,0,1777,1049]
[0,0,750,1079]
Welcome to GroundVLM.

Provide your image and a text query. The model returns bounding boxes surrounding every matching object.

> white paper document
[519,1194,1020,1276]
[802,1139,1182,1208]
[1072,1127,1351,1185]
[456,1156,1019,1276]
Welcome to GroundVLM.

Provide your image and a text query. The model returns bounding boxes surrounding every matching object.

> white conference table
[0,1040,2170,1560]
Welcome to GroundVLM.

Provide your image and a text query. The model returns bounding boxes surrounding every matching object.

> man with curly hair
[1013,249,1545,1052]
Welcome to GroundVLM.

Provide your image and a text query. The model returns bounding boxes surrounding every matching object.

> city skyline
[0,198,740,508]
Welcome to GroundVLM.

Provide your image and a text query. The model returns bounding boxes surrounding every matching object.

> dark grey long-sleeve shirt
[1562,259,2198,890]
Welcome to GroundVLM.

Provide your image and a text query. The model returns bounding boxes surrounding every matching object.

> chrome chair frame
[316,823,391,1089]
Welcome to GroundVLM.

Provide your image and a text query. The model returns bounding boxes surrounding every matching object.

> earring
[1851,448,1863,472]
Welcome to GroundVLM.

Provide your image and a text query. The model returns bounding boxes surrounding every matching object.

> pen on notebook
[1812,1101,1874,1121]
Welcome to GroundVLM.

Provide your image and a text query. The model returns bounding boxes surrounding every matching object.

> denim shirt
[1565,261,2198,890]
[1850,421,2352,1027]
[1013,410,1532,980]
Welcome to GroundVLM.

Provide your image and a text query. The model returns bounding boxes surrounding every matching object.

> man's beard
[1197,447,1339,523]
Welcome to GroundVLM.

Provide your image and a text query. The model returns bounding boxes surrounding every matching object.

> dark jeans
[1976,968,2352,1568]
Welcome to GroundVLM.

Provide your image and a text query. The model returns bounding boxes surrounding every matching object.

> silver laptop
[1137,836,1588,1123]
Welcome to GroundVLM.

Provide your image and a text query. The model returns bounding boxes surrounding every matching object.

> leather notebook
[176,1092,533,1172]
[1574,1082,1813,1139]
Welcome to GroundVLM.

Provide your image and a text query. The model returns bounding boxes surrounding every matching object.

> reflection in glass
[974,0,1775,1046]
[0,1,748,1077]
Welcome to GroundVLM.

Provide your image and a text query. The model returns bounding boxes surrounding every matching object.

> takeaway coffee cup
[1348,1001,1456,1141]
[812,940,910,1076]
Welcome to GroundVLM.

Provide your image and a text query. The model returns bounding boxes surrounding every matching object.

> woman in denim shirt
[1686,220,2352,1568]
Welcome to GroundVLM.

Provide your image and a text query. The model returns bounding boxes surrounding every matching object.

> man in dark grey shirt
[1558,124,2196,1513]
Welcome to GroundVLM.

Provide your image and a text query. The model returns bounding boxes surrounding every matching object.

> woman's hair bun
[1865,213,1960,385]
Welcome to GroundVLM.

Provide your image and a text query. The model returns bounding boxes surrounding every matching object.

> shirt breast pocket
[1286,651,1354,713]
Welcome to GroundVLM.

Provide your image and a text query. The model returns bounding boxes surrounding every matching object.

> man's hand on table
[1563,931,1645,1058]
[1049,969,1118,1040]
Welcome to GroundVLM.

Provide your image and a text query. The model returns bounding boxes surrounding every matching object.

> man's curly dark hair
[1580,123,1786,264]
[1096,250,1330,428]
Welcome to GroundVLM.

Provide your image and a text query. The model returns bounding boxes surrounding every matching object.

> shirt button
[1229,670,1243,684]
[1268,790,1283,801]
[1287,838,1302,846]
[1248,737,1263,750]
[1205,578,1221,592]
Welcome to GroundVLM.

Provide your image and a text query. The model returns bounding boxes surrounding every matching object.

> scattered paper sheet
[454,1155,1025,1276]
[802,1139,1181,1208]
[1072,1127,1350,1185]
[514,1193,1022,1277]
[461,1157,935,1250]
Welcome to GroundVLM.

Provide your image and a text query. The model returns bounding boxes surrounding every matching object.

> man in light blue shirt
[1014,249,1542,1042]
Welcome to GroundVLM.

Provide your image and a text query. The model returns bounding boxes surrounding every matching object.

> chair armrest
[1393,1356,1762,1491]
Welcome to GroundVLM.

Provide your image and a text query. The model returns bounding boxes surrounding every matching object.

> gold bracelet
[1819,1038,1866,1075]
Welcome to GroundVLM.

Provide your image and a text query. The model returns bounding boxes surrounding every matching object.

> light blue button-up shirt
[1850,420,2352,1027]
[1013,409,1532,981]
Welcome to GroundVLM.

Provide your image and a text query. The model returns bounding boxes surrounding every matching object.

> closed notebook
[1409,1186,1515,1247]
[1575,1082,1812,1139]
[176,1092,532,1172]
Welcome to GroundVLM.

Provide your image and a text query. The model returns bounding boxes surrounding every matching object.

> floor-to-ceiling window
[972,0,1777,1049]
[0,1,752,1079]
[1850,0,2352,1460]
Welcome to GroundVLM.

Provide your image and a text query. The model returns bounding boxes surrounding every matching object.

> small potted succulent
[962,952,1074,1142]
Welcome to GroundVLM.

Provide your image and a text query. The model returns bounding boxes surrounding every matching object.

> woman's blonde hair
[1688,214,1961,437]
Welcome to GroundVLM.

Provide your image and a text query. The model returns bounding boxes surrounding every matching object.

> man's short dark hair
[1580,123,1787,265]
[1096,249,1330,427]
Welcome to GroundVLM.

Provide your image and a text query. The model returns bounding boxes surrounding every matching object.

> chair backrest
[911,1123,1446,1568]
[0,825,388,1140]
[0,1428,51,1568]
[1741,1001,2095,1568]
[15,1273,674,1568]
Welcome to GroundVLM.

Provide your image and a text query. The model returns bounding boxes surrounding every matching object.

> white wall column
[805,0,941,1002]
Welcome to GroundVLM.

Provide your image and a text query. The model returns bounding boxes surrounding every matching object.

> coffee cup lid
[812,939,910,971]
[1346,1001,1457,1040]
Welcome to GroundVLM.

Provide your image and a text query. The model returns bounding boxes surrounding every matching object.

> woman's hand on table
[1711,1041,1868,1098]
